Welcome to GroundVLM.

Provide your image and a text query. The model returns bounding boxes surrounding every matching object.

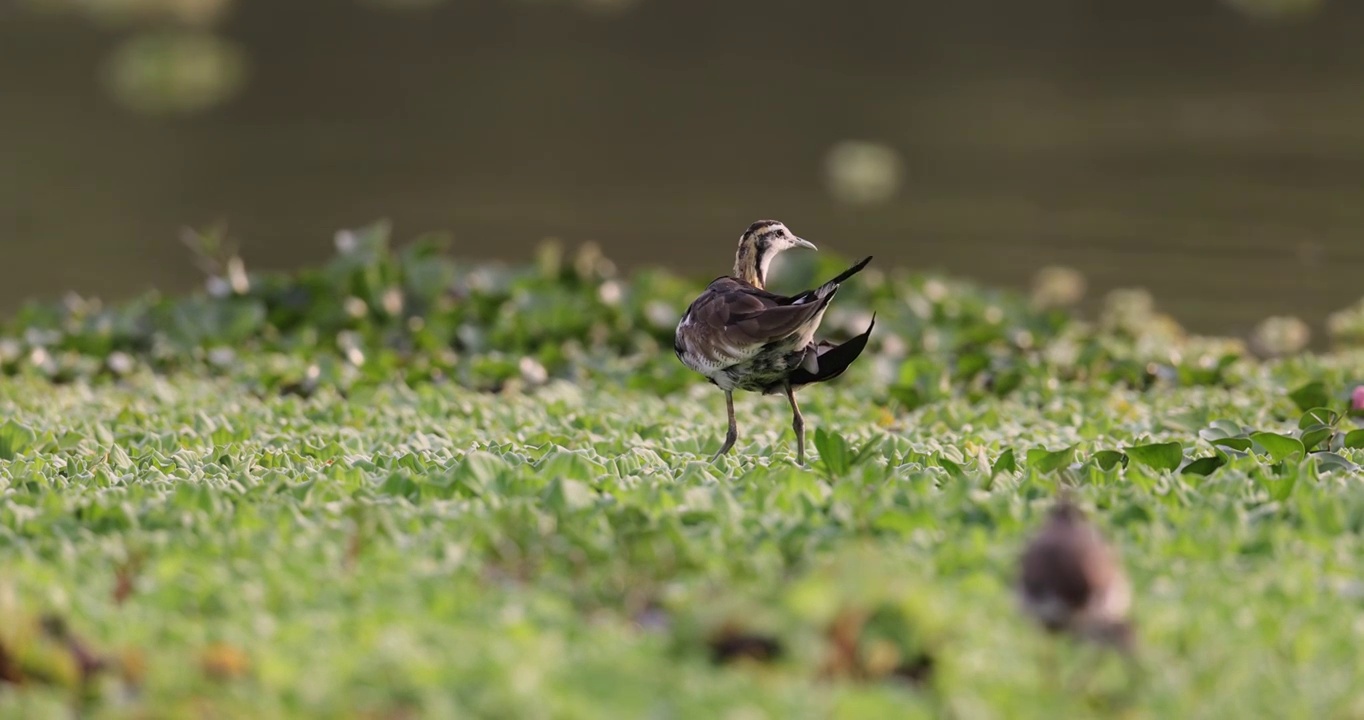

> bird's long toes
[710,434,738,462]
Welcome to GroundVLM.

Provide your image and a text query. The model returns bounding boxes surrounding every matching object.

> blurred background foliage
[3,0,1361,344]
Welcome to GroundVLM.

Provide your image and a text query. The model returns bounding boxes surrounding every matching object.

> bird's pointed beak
[793,237,817,251]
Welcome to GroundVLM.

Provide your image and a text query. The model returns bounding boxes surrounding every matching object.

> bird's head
[734,220,816,288]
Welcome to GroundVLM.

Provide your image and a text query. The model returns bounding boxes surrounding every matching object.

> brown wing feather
[687,278,831,348]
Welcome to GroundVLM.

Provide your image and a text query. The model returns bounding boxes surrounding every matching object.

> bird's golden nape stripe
[734,223,787,288]
[733,236,766,288]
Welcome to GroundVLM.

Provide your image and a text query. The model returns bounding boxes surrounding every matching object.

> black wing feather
[786,314,875,388]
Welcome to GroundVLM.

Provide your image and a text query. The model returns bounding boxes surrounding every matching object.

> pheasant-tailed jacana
[674,220,874,465]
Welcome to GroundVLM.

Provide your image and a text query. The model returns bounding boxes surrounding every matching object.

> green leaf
[1026,445,1076,474]
[1289,381,1331,413]
[1092,450,1127,472]
[448,451,508,496]
[990,369,1023,397]
[1265,474,1297,501]
[1314,452,1358,474]
[222,300,268,343]
[953,352,990,381]
[1199,420,1245,442]
[849,437,884,469]
[991,448,1017,477]
[1181,455,1227,476]
[1299,408,1341,430]
[873,509,925,536]
[1124,442,1183,472]
[1250,432,1305,464]
[0,420,37,461]
[1344,429,1364,449]
[814,428,852,476]
[172,483,216,513]
[937,455,964,479]
[1210,437,1253,454]
[379,472,420,501]
[543,477,595,512]
[1299,425,1332,453]
[108,444,134,471]
[538,450,605,481]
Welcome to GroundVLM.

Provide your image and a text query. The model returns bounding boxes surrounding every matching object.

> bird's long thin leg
[711,391,738,461]
[1116,649,1145,704]
[1041,637,1061,695]
[1066,643,1100,697]
[785,384,805,466]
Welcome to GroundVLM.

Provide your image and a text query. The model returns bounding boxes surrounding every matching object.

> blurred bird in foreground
[1018,498,1135,653]
[674,220,874,465]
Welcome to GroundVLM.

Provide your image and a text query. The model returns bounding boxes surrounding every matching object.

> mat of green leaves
[2,222,1363,719]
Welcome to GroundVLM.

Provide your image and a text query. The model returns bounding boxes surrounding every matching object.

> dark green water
[4,0,1364,338]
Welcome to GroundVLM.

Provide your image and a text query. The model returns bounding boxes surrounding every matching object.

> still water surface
[3,0,1364,339]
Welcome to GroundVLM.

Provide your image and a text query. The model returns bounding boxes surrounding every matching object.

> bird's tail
[826,255,874,287]
[807,256,872,304]
[785,314,876,388]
